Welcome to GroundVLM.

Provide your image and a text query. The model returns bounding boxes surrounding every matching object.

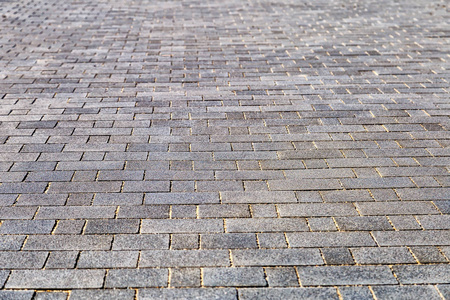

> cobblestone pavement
[0,0,449,298]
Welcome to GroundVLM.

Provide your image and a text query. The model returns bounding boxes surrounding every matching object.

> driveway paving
[0,0,448,298]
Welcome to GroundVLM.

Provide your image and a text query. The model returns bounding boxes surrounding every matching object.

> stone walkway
[0,0,449,299]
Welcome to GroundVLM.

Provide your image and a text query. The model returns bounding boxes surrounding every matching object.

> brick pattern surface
[0,0,448,298]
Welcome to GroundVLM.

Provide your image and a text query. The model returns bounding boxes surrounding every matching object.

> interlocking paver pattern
[0,0,449,298]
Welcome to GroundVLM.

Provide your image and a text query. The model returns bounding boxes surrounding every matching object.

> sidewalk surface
[0,0,449,299]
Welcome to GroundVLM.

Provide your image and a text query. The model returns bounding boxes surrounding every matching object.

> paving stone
[221,191,297,203]
[392,265,450,284]
[84,219,140,234]
[268,179,342,191]
[320,190,373,202]
[138,288,236,300]
[171,234,199,250]
[0,270,10,288]
[296,191,323,203]
[77,251,138,268]
[338,286,373,300]
[196,181,244,192]
[287,232,376,248]
[123,181,170,192]
[351,247,416,264]
[34,292,68,300]
[410,246,448,263]
[6,270,105,289]
[250,204,277,217]
[53,220,85,234]
[239,288,339,300]
[335,216,393,231]
[372,286,441,300]
[226,218,308,233]
[172,205,197,218]
[0,291,34,300]
[416,215,450,229]
[117,205,169,219]
[112,234,169,250]
[201,233,257,249]
[278,203,358,217]
[140,250,230,267]
[70,290,135,300]
[388,215,421,230]
[341,178,415,189]
[297,266,397,286]
[0,182,47,194]
[145,192,219,205]
[203,267,267,287]
[266,267,299,287]
[257,233,288,248]
[0,251,48,269]
[24,235,112,250]
[199,204,250,218]
[0,194,18,206]
[396,188,450,201]
[0,235,26,250]
[370,189,399,201]
[0,220,55,234]
[93,193,143,206]
[36,206,116,219]
[170,268,201,287]
[45,251,78,269]
[142,219,223,233]
[355,201,438,215]
[437,285,450,300]
[321,248,354,265]
[66,194,94,206]
[16,194,68,206]
[435,201,450,214]
[232,249,323,266]
[372,231,450,246]
[48,182,123,193]
[105,269,168,288]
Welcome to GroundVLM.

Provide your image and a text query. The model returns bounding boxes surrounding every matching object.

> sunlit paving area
[0,0,449,298]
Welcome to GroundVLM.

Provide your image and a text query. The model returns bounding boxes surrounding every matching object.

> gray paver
[77,251,139,268]
[392,265,450,284]
[266,267,299,287]
[105,269,168,288]
[297,266,398,286]
[372,231,450,246]
[201,233,257,249]
[287,232,376,248]
[70,290,135,300]
[112,234,169,250]
[351,247,416,264]
[6,270,105,289]
[139,250,230,267]
[226,218,308,233]
[0,251,48,269]
[138,288,237,300]
[239,288,339,300]
[23,235,112,250]
[0,291,34,300]
[203,267,266,287]
[232,249,323,266]
[142,219,223,233]
[0,270,10,288]
[372,286,441,300]
[170,268,201,287]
